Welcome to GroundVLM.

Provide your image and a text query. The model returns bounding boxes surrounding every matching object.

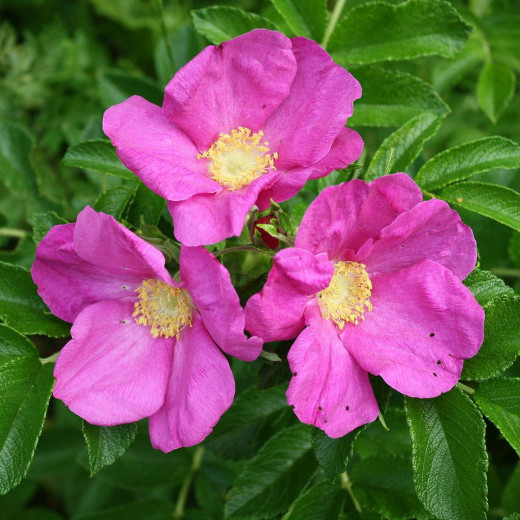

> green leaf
[93,183,138,220]
[0,123,37,196]
[271,0,327,40]
[63,140,134,180]
[438,182,520,232]
[192,7,278,45]
[286,481,345,520]
[0,261,70,337]
[474,378,520,456]
[98,71,163,108]
[348,67,449,127]
[329,0,471,65]
[351,456,427,519]
[124,182,165,228]
[463,295,520,380]
[0,360,54,495]
[0,324,38,359]
[477,61,516,123]
[225,424,317,519]
[82,422,137,476]
[464,269,514,307]
[415,136,520,191]
[74,499,175,520]
[405,388,488,520]
[311,427,362,481]
[366,113,443,180]
[501,462,520,516]
[32,211,68,244]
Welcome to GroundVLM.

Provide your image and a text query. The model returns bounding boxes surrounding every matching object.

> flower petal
[168,172,278,246]
[256,128,364,211]
[245,248,333,342]
[363,199,477,279]
[342,260,485,398]
[54,300,173,425]
[103,96,221,201]
[148,315,235,452]
[295,173,423,259]
[287,303,379,438]
[163,29,297,150]
[180,246,262,361]
[264,37,361,170]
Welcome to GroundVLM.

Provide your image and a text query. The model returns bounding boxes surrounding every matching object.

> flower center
[133,279,193,339]
[318,261,372,329]
[197,127,278,191]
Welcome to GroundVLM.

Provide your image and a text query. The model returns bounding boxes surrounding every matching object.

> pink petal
[287,303,379,438]
[245,248,333,343]
[295,173,423,259]
[103,96,221,201]
[74,206,172,284]
[148,315,235,452]
[363,199,477,280]
[342,260,485,398]
[54,300,173,425]
[168,172,278,246]
[256,128,364,211]
[264,37,361,170]
[163,29,297,150]
[179,246,262,361]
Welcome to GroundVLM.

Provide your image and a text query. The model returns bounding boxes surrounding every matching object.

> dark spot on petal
[121,319,128,325]
[261,104,267,109]
[293,372,297,376]
[433,372,437,377]
[346,406,350,411]
[430,333,435,337]
[318,406,322,411]
[437,360,442,365]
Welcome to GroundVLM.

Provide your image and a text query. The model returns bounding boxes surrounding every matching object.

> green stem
[40,352,60,364]
[457,382,476,395]
[340,471,362,513]
[490,267,520,278]
[0,227,27,238]
[420,188,437,200]
[213,244,271,257]
[322,0,347,49]
[155,0,175,75]
[174,446,204,518]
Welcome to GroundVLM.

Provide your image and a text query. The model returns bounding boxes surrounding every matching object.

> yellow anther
[133,279,193,339]
[318,261,372,329]
[197,127,277,190]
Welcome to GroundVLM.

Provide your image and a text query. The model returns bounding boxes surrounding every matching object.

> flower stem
[0,227,27,238]
[322,0,347,50]
[490,267,520,278]
[457,382,476,395]
[174,446,204,518]
[213,244,271,257]
[40,352,60,364]
[340,471,362,513]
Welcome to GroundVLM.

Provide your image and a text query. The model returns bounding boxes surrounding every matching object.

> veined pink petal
[245,248,333,342]
[163,29,297,150]
[32,222,146,323]
[148,315,235,452]
[74,206,172,285]
[287,303,379,438]
[256,128,364,211]
[295,173,423,259]
[362,199,477,280]
[54,300,173,425]
[264,37,361,170]
[342,260,484,398]
[168,172,278,246]
[103,96,221,202]
[179,246,262,361]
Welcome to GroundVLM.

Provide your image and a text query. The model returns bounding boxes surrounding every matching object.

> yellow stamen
[318,261,372,329]
[133,279,193,339]
[197,127,277,191]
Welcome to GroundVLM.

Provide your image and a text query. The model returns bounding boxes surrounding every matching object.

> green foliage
[329,0,471,64]
[285,480,345,520]
[405,389,488,520]
[477,62,516,123]
[271,0,327,41]
[31,212,68,244]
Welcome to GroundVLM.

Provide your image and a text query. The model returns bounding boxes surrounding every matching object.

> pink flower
[245,173,484,438]
[103,29,363,246]
[31,206,262,451]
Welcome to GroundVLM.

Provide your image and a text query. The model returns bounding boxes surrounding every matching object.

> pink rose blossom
[245,173,484,438]
[31,206,262,452]
[103,29,363,246]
